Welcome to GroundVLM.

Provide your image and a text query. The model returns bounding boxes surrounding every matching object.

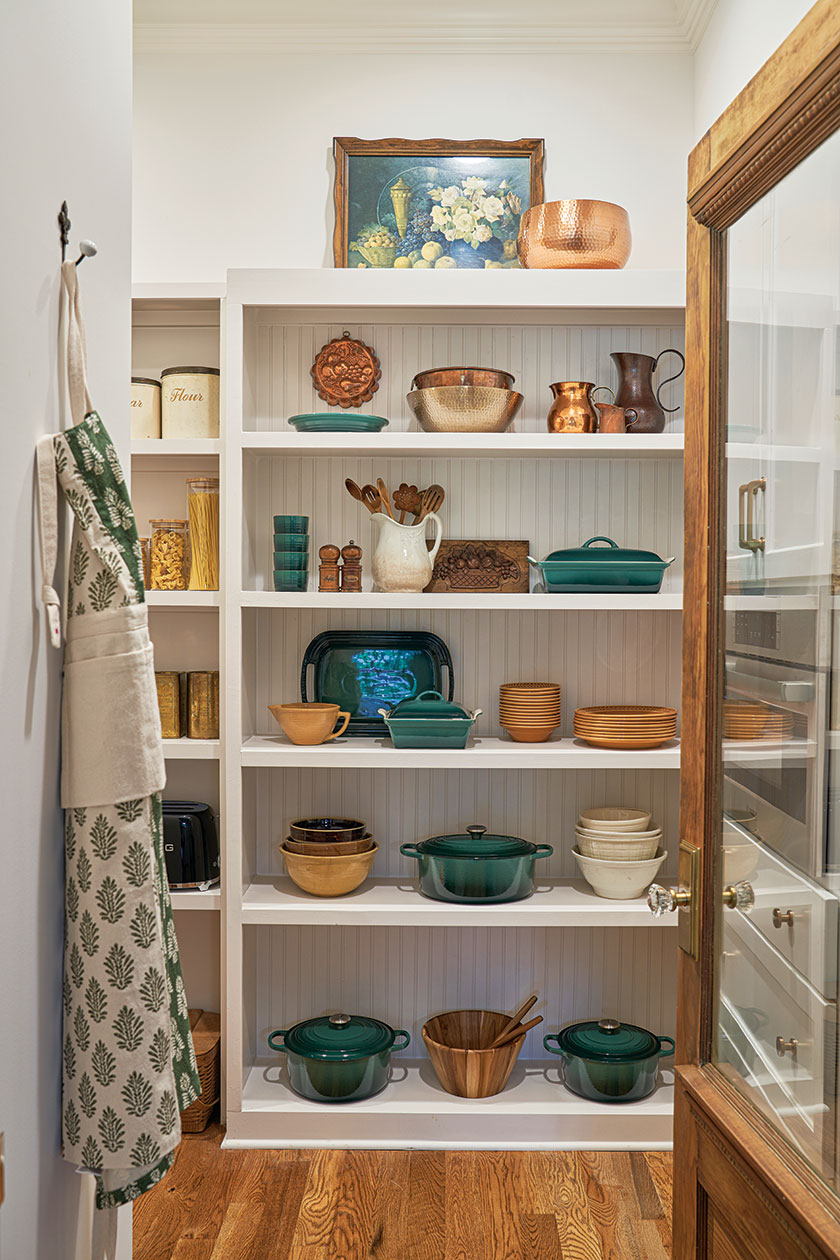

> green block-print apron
[38,264,200,1210]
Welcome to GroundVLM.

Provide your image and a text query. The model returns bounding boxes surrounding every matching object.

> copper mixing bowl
[412,366,515,391]
[407,385,524,433]
[517,200,631,270]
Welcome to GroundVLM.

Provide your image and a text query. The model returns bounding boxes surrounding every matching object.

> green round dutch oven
[544,1017,675,1102]
[400,824,553,904]
[268,1013,410,1103]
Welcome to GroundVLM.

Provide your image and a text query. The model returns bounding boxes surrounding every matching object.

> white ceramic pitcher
[371,512,443,593]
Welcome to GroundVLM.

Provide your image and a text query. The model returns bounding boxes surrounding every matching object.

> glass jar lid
[283,1013,397,1060]
[160,365,221,376]
[150,518,188,529]
[417,824,536,859]
[387,689,472,720]
[557,1018,661,1062]
[186,477,219,491]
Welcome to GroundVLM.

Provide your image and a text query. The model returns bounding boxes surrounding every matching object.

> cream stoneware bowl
[573,847,667,899]
[577,807,651,831]
[575,833,660,862]
[575,824,662,842]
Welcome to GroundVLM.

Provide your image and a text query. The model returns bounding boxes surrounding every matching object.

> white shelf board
[242,590,683,611]
[229,1061,674,1150]
[241,877,675,928]
[227,267,686,312]
[170,888,221,910]
[163,738,220,760]
[724,593,820,611]
[131,283,225,307]
[241,734,681,770]
[722,737,816,763]
[146,590,220,609]
[726,441,827,464]
[240,431,685,460]
[132,438,220,457]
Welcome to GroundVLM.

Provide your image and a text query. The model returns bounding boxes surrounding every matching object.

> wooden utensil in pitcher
[486,995,539,1048]
[416,484,445,524]
[377,478,394,519]
[360,483,381,514]
[393,483,421,525]
[345,479,379,514]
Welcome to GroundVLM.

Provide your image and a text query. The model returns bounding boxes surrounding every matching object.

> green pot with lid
[544,1017,675,1102]
[268,1013,410,1102]
[378,689,482,749]
[400,824,553,903]
[528,536,675,593]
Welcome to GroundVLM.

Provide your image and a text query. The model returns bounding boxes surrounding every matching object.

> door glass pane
[718,127,840,1185]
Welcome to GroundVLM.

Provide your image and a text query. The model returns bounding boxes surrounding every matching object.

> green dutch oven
[379,689,482,749]
[528,536,674,593]
[268,1013,410,1103]
[400,823,552,903]
[544,1017,675,1102]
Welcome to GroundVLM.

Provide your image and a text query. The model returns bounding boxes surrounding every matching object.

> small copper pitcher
[595,402,639,434]
[547,382,613,434]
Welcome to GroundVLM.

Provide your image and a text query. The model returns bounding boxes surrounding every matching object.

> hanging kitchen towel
[41,261,200,1209]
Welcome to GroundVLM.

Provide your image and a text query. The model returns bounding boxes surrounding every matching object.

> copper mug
[547,382,614,434]
[595,402,639,434]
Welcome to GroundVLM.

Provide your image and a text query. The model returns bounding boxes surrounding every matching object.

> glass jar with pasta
[186,476,220,590]
[149,519,189,590]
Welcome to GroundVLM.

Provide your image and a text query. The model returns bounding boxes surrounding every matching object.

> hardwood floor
[133,1127,673,1259]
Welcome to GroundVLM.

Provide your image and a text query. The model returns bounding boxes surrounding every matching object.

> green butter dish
[378,689,481,749]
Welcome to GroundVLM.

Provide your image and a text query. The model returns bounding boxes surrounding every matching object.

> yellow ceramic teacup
[268,702,351,746]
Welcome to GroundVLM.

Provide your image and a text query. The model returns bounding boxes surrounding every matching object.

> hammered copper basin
[407,385,524,433]
[412,366,515,391]
[518,200,632,270]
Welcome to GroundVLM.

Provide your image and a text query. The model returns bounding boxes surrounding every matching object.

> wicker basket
[180,1009,221,1134]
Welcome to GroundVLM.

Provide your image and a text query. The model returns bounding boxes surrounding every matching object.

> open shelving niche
[206,267,686,1150]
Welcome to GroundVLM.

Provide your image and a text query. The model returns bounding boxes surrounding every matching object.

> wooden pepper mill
[340,540,363,592]
[318,544,341,592]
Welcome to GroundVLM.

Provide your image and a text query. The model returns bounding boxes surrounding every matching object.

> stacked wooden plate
[573,705,677,750]
[724,701,794,741]
[499,683,561,743]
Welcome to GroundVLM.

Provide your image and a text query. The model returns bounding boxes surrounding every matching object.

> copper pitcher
[595,402,639,434]
[610,349,685,434]
[547,382,613,434]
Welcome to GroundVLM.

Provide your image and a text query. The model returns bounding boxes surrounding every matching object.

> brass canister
[188,671,220,739]
[156,671,183,739]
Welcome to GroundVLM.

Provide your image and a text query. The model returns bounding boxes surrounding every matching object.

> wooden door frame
[678,3,840,1257]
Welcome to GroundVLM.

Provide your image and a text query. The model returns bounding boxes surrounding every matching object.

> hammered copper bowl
[412,366,515,391]
[406,385,524,433]
[518,200,632,270]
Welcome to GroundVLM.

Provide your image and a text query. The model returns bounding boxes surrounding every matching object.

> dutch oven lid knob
[466,825,487,840]
[598,1018,621,1034]
[329,1013,351,1027]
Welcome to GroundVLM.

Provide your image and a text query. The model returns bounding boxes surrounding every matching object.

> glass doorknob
[648,884,691,916]
[723,881,755,912]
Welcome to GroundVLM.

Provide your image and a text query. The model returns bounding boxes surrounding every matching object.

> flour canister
[130,376,162,439]
[161,366,220,439]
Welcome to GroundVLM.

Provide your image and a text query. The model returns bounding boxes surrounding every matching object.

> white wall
[694,0,814,135]
[132,38,694,281]
[0,1,132,1257]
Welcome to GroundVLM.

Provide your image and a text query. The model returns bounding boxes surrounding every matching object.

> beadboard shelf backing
[240,922,678,1069]
[241,313,685,433]
[242,452,684,595]
[241,607,682,744]
[241,764,679,885]
[228,1063,675,1150]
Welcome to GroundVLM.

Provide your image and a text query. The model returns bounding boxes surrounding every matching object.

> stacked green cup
[273,515,309,591]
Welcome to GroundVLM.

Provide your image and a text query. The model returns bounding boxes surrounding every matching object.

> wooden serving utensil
[377,477,394,520]
[360,483,381,514]
[486,995,538,1049]
[416,483,446,524]
[393,482,421,525]
[487,1014,543,1050]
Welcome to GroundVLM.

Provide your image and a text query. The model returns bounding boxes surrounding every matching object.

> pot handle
[543,1032,563,1056]
[653,348,685,412]
[658,1036,676,1058]
[425,512,444,567]
[415,689,445,702]
[392,1030,411,1051]
[533,844,554,859]
[590,385,615,403]
[581,537,619,550]
[400,843,422,858]
[268,1030,288,1053]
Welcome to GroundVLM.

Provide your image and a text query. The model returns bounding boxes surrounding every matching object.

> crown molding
[675,0,719,46]
[133,18,708,55]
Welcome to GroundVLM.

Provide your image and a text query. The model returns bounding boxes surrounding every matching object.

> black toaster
[162,800,220,890]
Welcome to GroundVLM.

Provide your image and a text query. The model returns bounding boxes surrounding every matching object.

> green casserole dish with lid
[378,689,481,749]
[400,823,553,903]
[528,536,674,593]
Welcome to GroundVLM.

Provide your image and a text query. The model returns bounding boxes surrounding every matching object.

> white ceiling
[133,0,719,48]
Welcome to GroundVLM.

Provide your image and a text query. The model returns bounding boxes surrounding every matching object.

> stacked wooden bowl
[499,683,561,743]
[280,817,376,896]
[573,705,677,750]
[724,701,794,741]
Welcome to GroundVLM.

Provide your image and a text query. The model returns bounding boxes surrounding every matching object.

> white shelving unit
[217,267,685,1150]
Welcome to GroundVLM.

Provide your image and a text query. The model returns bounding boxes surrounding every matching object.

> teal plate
[288,413,389,433]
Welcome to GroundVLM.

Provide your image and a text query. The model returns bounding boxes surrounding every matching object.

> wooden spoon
[416,483,446,524]
[488,1014,543,1050]
[345,479,375,514]
[377,477,394,520]
[393,482,421,525]
[486,995,538,1049]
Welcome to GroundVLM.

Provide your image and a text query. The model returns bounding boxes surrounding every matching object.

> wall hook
[75,240,97,266]
[58,201,71,261]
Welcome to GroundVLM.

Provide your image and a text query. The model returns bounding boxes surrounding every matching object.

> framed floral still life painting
[333,137,544,270]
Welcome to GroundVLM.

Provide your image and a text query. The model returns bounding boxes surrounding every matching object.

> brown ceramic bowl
[517,200,631,270]
[289,817,367,844]
[412,366,515,391]
[502,724,560,743]
[283,834,373,857]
